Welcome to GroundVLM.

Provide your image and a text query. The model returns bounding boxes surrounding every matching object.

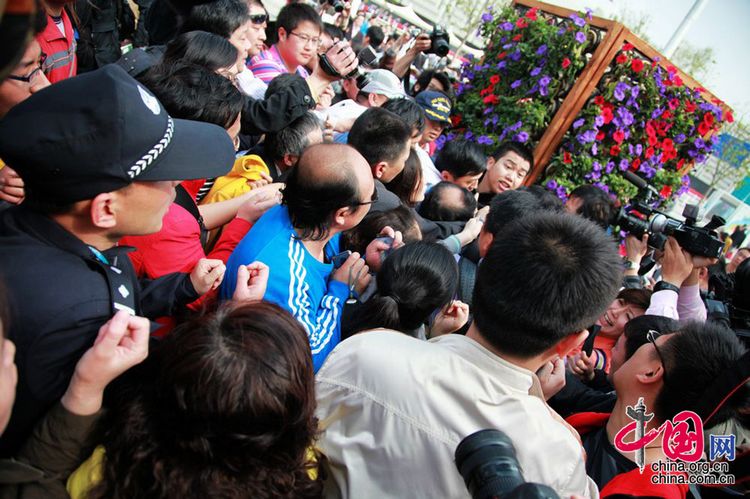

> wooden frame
[512,0,732,185]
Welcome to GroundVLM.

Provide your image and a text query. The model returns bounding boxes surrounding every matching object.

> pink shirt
[247,44,310,84]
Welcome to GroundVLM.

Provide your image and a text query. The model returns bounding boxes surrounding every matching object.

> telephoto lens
[455,429,560,499]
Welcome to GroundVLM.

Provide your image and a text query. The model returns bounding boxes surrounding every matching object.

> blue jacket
[221,205,349,372]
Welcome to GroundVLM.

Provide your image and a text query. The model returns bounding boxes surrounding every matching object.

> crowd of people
[0,0,748,498]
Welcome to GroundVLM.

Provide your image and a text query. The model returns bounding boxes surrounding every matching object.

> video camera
[615,171,725,258]
[425,24,450,57]
[455,429,559,499]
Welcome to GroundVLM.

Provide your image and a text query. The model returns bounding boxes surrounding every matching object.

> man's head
[418,181,476,222]
[245,0,269,58]
[565,184,616,229]
[0,66,234,242]
[282,144,374,241]
[727,247,750,274]
[348,107,411,184]
[411,69,452,97]
[358,69,405,107]
[415,91,451,145]
[613,321,748,426]
[275,3,322,70]
[480,142,533,194]
[161,31,241,78]
[477,189,548,258]
[0,39,50,118]
[435,139,487,191]
[265,112,323,172]
[608,315,679,378]
[364,25,385,49]
[472,212,622,362]
[182,0,252,57]
[381,97,426,146]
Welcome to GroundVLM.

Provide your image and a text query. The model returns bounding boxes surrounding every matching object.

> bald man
[221,144,375,371]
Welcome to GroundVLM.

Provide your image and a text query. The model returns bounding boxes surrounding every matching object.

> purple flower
[501,22,514,31]
[569,13,586,27]
[557,27,566,36]
[580,130,597,143]
[651,108,663,119]
[605,161,615,174]
[536,44,547,55]
[593,182,610,193]
[595,115,605,127]
[531,67,542,76]
[694,138,706,149]
[481,12,493,23]
[538,85,548,97]
[696,154,707,163]
[496,61,507,70]
[591,143,598,155]
[635,144,643,156]
[688,149,698,158]
[592,161,601,172]
[675,134,686,144]
[546,180,558,190]
[434,135,447,150]
[539,75,551,87]
[631,86,640,98]
[464,131,474,140]
[511,80,522,89]
[503,44,514,50]
[617,107,634,126]
[619,159,630,171]
[573,118,585,129]
[575,31,586,43]
[628,143,634,155]
[614,82,629,101]
[510,121,523,131]
[477,135,494,145]
[510,51,522,61]
[515,131,529,143]
[585,7,593,20]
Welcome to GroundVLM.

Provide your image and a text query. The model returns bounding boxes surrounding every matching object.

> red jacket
[36,10,77,83]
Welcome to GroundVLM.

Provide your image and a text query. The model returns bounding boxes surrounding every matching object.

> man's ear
[367,93,380,107]
[554,330,589,358]
[478,229,494,258]
[440,170,454,182]
[90,192,117,229]
[278,27,288,41]
[486,156,496,170]
[282,153,298,168]
[373,161,388,180]
[636,358,665,385]
[332,206,352,227]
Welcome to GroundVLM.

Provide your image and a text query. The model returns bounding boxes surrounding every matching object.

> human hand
[0,166,25,204]
[331,252,371,296]
[568,350,595,381]
[190,258,226,295]
[236,183,283,223]
[537,357,566,400]
[232,261,269,302]
[62,311,150,415]
[624,233,648,263]
[316,84,335,109]
[431,300,470,337]
[409,34,431,54]
[246,172,273,190]
[365,225,404,273]
[660,236,693,287]
[323,116,335,143]
[319,41,358,81]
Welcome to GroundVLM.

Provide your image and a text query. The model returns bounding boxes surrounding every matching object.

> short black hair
[412,69,453,98]
[520,185,564,211]
[484,189,543,236]
[654,321,748,426]
[568,184,616,229]
[182,0,250,39]
[473,212,622,357]
[385,148,422,207]
[265,112,322,162]
[162,31,239,72]
[341,205,422,255]
[323,22,344,41]
[381,98,426,134]
[622,315,678,361]
[366,26,385,48]
[142,63,243,129]
[419,182,476,222]
[276,3,321,35]
[435,139,487,178]
[348,108,411,167]
[492,141,534,173]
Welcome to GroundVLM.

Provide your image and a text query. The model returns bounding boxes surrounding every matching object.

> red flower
[616,53,627,64]
[703,112,715,126]
[594,95,605,106]
[645,147,655,158]
[490,75,501,85]
[645,122,656,137]
[563,152,572,164]
[613,129,625,144]
[698,122,710,135]
[631,59,644,73]
[610,145,621,156]
[497,51,507,59]
[512,34,522,41]
[631,158,641,171]
[596,130,605,141]
[622,42,634,51]
[726,110,735,123]
[662,110,672,121]
[451,114,462,127]
[516,18,528,28]
[526,7,538,20]
[663,79,672,87]
[677,158,685,170]
[673,75,683,86]
[685,101,697,113]
[660,185,673,198]
[695,86,707,93]
[601,107,614,124]
[562,58,571,69]
[662,138,674,150]
[483,94,499,105]
[668,98,679,110]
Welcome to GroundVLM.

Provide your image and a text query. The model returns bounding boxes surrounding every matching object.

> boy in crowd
[414,90,452,190]
[477,141,534,208]
[435,138,487,192]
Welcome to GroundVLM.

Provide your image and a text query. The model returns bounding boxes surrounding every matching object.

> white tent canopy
[367,0,433,32]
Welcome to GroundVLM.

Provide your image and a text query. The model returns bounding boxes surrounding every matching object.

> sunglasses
[250,13,268,25]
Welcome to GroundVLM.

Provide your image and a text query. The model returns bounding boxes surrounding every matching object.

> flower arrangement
[451,3,734,206]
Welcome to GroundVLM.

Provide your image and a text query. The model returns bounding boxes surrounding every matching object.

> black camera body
[615,171,725,258]
[425,24,450,57]
[319,0,344,13]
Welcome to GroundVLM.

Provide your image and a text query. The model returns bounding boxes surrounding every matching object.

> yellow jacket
[201,154,271,204]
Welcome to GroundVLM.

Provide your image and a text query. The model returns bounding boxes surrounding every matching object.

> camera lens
[455,429,526,499]
[433,38,450,57]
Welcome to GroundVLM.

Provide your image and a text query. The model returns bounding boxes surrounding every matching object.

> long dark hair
[385,148,422,207]
[162,30,239,71]
[344,242,457,336]
[90,302,323,499]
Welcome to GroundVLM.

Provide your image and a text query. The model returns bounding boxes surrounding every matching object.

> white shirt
[415,144,442,192]
[315,331,599,499]
[235,68,268,101]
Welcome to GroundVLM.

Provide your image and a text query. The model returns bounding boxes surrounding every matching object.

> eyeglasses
[352,185,379,207]
[250,13,268,25]
[7,53,47,83]
[289,31,321,47]
[646,329,668,383]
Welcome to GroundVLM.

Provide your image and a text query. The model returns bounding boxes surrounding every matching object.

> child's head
[435,139,487,192]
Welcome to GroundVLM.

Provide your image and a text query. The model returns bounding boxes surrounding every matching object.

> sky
[549,0,750,120]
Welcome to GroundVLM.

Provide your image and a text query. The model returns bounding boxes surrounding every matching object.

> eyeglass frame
[7,53,47,83]
[351,184,378,207]
[646,329,669,383]
[288,31,322,47]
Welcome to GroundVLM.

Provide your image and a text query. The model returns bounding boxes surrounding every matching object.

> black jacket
[0,207,198,456]
[240,75,316,136]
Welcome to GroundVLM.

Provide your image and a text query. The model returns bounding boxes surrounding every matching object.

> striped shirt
[36,10,77,83]
[247,44,310,85]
